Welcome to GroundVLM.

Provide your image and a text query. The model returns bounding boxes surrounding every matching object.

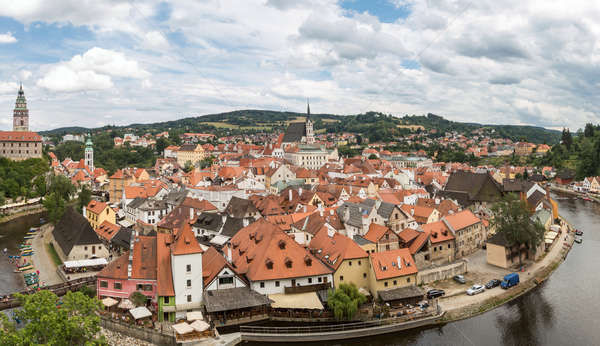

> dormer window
[304,256,312,266]
[285,257,293,268]
[265,258,273,269]
[278,239,286,249]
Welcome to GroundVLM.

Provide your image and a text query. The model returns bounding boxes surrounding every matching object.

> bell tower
[85,135,94,172]
[13,83,29,132]
[305,99,315,144]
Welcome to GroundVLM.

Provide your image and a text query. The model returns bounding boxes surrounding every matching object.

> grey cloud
[489,76,520,85]
[420,54,453,74]
[456,33,529,61]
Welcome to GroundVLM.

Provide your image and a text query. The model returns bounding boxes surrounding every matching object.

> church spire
[13,84,29,132]
[307,98,310,117]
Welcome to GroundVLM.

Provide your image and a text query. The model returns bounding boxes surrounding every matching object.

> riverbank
[438,216,575,323]
[30,224,62,286]
[0,205,44,224]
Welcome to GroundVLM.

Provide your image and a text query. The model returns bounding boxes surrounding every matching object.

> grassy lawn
[199,121,238,129]
[46,243,62,266]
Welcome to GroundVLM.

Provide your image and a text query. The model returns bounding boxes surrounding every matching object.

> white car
[466,284,485,296]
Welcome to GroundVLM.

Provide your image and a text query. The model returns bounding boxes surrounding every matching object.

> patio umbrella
[172,322,194,335]
[190,320,210,332]
[102,297,118,308]
[118,298,135,310]
[129,306,152,320]
[186,311,203,321]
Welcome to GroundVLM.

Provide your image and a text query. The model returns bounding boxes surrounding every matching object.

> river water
[0,212,46,295]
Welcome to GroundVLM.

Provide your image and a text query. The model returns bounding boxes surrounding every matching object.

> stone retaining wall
[417,260,467,285]
[100,316,176,345]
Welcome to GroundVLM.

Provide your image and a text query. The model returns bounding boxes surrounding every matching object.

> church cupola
[13,83,29,132]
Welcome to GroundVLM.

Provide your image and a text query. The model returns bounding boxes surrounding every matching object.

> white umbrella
[190,320,210,332]
[118,298,135,310]
[129,306,152,320]
[186,311,203,321]
[173,322,194,335]
[102,297,118,308]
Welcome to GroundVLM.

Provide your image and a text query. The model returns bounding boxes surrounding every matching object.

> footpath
[30,224,62,286]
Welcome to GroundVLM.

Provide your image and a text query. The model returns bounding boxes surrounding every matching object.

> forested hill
[403,113,561,144]
[40,110,561,144]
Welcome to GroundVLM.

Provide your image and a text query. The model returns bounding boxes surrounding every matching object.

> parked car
[427,289,446,299]
[466,284,485,296]
[501,273,520,289]
[453,275,466,284]
[485,279,501,289]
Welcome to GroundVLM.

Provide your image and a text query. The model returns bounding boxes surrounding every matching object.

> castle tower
[305,99,314,144]
[85,135,94,172]
[13,83,29,132]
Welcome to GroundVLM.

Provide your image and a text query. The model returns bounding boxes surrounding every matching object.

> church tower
[305,99,315,144]
[13,83,29,132]
[85,135,94,172]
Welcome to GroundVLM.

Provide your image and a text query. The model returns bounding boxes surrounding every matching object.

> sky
[0,0,599,131]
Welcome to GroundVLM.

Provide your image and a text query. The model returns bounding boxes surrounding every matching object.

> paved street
[30,224,63,286]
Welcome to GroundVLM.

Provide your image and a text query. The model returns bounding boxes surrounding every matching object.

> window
[434,247,437,252]
[84,246,88,251]
[340,276,344,281]
[136,284,143,291]
[308,278,312,284]
[384,282,388,287]
[363,273,367,278]
[114,282,122,290]
[187,295,192,302]
[393,280,397,285]
[164,297,169,304]
[349,261,352,266]
[219,277,234,285]
[358,260,362,265]
[100,281,108,288]
[318,277,322,283]
[186,264,191,272]
[448,243,452,248]
[187,280,191,288]
[260,282,265,288]
[407,277,411,283]
[275,281,280,287]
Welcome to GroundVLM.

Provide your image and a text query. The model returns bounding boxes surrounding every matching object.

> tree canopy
[491,194,545,265]
[0,290,106,345]
[327,283,367,321]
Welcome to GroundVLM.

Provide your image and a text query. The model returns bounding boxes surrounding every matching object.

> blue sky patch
[341,0,411,23]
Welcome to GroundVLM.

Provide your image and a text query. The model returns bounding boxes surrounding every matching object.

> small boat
[575,238,582,244]
[23,273,37,278]
[18,265,34,272]
[23,236,34,240]
[19,244,32,248]
[21,252,33,257]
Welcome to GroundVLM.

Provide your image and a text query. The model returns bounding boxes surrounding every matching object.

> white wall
[250,274,334,295]
[171,252,203,309]
[205,267,246,291]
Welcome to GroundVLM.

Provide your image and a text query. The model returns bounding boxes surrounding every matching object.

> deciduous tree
[327,283,367,321]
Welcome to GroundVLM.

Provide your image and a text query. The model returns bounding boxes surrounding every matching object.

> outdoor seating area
[100,297,157,328]
[173,320,213,343]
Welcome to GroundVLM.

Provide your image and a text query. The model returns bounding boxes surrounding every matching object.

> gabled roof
[52,207,102,256]
[95,220,121,241]
[87,200,109,215]
[309,227,368,270]
[282,122,306,143]
[369,248,418,280]
[202,247,239,287]
[97,252,129,280]
[132,236,157,279]
[225,196,259,218]
[228,218,332,281]
[443,210,481,232]
[363,223,393,243]
[441,171,503,206]
[422,220,455,244]
[171,224,203,256]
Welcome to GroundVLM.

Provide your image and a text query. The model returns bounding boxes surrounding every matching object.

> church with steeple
[281,100,315,148]
[0,84,42,160]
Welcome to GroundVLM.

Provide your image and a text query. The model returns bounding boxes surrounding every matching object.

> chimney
[397,256,402,269]
[299,187,303,196]
[410,208,414,216]
[189,208,194,220]
[227,246,233,263]
[303,205,307,213]
[289,189,292,201]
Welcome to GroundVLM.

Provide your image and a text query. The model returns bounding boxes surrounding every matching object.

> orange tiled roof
[422,220,455,244]
[87,200,108,215]
[171,223,203,256]
[363,223,392,243]
[228,218,332,281]
[157,233,174,296]
[444,210,480,231]
[369,248,418,280]
[202,246,238,287]
[309,227,368,270]
[0,131,41,142]
[95,220,120,241]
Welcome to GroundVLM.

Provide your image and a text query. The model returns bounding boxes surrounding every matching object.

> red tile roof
[87,200,108,215]
[369,248,418,280]
[171,223,203,256]
[157,233,175,296]
[228,218,332,281]
[444,210,481,231]
[0,131,41,142]
[309,227,368,270]
[202,247,238,287]
[422,220,455,244]
[363,223,393,243]
[95,220,120,241]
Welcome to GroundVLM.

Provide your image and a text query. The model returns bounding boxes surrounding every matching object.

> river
[0,211,46,295]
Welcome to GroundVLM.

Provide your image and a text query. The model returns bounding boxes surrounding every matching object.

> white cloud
[141,31,169,50]
[0,32,17,43]
[0,82,19,94]
[19,70,32,80]
[37,47,149,92]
